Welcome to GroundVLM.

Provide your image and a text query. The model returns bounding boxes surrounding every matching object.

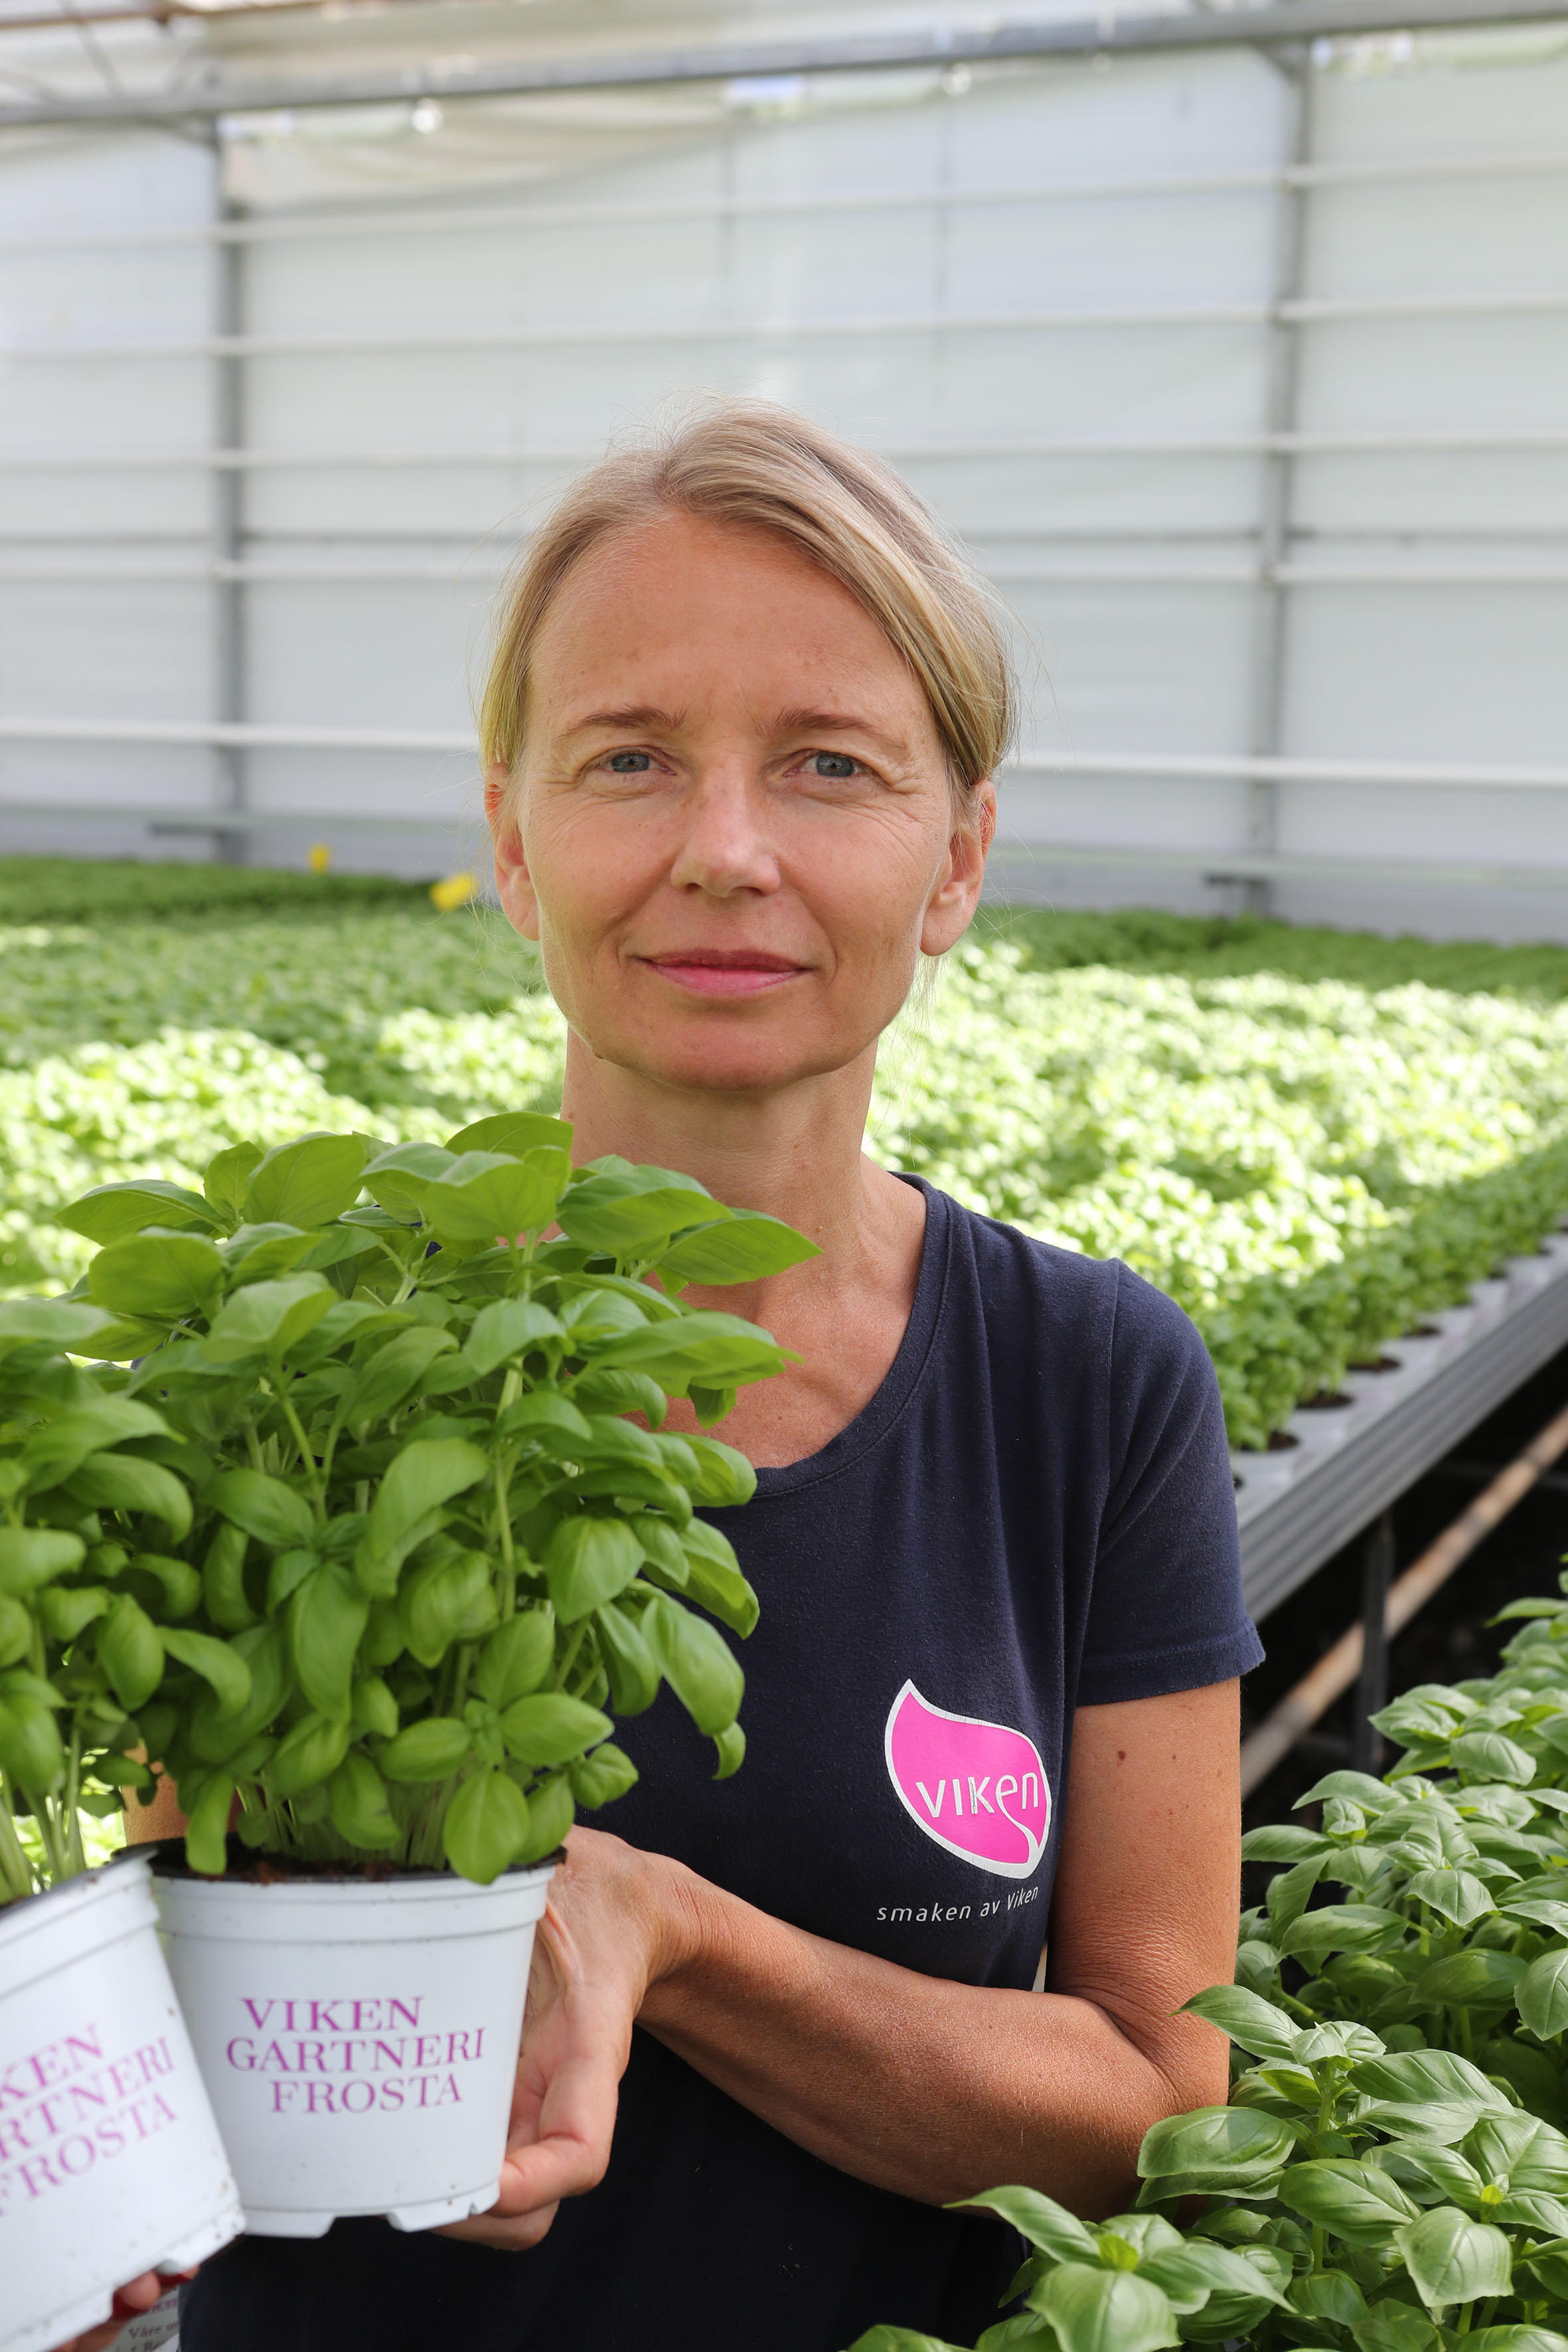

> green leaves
[1137,2106,1295,2202]
[397,1149,568,1243]
[209,1468,315,1552]
[355,1439,488,1598]
[1279,2161,1422,2244]
[1396,2207,1513,2310]
[1518,1948,1568,2039]
[956,2187,1097,2262]
[399,1547,498,1668]
[556,1163,718,1257]
[59,1179,221,1244]
[327,1753,400,1849]
[67,1452,192,1540]
[442,1768,529,1883]
[0,1692,64,1794]
[287,1565,369,1719]
[381,1718,473,1783]
[582,1308,789,1397]
[1180,1985,1304,2064]
[544,1516,645,1622]
[87,1231,224,1320]
[205,1275,335,1363]
[1406,1867,1498,1928]
[0,1529,85,1595]
[473,1610,555,1707]
[1030,2266,1180,2352]
[657,1211,821,1285]
[642,1594,743,1735]
[161,1628,252,1715]
[6,1125,798,1895]
[243,1133,368,1227]
[96,1596,163,1711]
[498,1693,611,1768]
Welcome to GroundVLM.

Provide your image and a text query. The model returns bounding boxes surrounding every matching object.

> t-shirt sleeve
[1075,1262,1264,1706]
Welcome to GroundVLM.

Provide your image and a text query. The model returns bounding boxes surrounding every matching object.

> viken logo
[883,1682,1050,1880]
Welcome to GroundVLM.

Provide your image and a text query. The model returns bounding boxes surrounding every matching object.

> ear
[919,778,995,957]
[485,761,540,941]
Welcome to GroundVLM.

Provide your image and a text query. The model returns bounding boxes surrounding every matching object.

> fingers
[62,2270,177,2352]
[435,2198,560,2252]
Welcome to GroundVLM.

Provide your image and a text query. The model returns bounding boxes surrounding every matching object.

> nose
[668,764,781,900]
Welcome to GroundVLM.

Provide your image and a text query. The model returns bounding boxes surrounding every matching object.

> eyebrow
[771,708,913,758]
[563,704,686,736]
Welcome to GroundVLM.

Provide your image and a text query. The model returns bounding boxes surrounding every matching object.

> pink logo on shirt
[883,1681,1050,1881]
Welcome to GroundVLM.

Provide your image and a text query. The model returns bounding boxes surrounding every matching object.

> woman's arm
[444,1678,1241,2247]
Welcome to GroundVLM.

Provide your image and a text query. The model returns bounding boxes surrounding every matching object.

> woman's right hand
[52,2270,185,2352]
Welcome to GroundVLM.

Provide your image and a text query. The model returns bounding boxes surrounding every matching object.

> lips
[639,950,807,998]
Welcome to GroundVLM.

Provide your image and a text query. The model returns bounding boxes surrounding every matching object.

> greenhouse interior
[6,1,1568,2349]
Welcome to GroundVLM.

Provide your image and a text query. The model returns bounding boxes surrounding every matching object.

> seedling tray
[1235,1232,1568,1622]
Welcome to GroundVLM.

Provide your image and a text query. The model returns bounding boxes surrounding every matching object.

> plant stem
[554,1622,588,1692]
[273,1381,325,1517]
[0,1772,36,1901]
[62,1725,86,1877]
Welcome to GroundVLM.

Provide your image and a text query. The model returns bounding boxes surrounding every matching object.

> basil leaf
[473,1610,556,1708]
[244,1133,368,1227]
[499,1692,612,1769]
[208,1468,316,1553]
[442,1767,529,1883]
[641,1594,742,1735]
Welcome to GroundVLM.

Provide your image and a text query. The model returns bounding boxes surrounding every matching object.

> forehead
[528,510,938,744]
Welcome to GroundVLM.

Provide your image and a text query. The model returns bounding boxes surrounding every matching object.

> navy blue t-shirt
[184,1182,1261,2352]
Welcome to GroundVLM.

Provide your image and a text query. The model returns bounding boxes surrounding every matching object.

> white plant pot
[0,1853,244,2352]
[152,1859,555,2238]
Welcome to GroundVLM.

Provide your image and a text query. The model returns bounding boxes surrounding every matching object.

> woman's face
[488,510,993,1101]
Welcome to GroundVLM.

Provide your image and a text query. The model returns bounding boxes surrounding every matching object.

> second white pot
[151,1858,554,2237]
[0,1853,243,2352]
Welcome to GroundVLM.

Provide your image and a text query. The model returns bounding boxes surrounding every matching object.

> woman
[175,400,1261,2352]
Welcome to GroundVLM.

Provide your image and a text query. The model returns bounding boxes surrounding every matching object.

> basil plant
[30,1118,813,1887]
[851,1575,1568,2352]
[0,1296,214,1900]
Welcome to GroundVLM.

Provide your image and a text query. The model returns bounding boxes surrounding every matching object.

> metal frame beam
[5,149,1568,251]
[3,0,1568,131]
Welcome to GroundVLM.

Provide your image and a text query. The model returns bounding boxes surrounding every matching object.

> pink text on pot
[227,1994,488,2117]
[0,2023,180,2218]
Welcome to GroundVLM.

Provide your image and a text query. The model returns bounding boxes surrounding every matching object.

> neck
[558,1031,914,1334]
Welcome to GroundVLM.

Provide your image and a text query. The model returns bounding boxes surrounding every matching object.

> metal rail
[9,558,1568,587]
[5,0,1568,131]
[5,150,1568,253]
[9,286,1568,365]
[7,724,1568,794]
[7,430,1568,472]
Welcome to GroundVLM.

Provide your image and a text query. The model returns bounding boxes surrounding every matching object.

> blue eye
[809,753,856,779]
[606,751,653,773]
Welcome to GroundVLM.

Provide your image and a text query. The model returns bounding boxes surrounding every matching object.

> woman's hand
[52,2269,190,2352]
[437,1826,701,2251]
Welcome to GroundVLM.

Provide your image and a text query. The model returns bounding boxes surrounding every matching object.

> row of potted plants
[0,1121,809,2352]
[851,1572,1568,2352]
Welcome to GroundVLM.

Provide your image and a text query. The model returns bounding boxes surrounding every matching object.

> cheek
[524,799,654,935]
[793,804,947,951]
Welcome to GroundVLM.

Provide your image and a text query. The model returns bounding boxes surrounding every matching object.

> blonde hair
[479,398,1015,814]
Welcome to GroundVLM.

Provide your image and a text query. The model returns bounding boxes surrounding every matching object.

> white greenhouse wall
[0,1,1566,937]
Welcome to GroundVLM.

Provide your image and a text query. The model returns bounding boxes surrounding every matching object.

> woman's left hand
[54,2269,193,2352]
[436,1826,697,2251]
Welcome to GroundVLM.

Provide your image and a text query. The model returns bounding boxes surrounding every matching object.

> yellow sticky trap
[430,871,477,911]
[307,843,332,874]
